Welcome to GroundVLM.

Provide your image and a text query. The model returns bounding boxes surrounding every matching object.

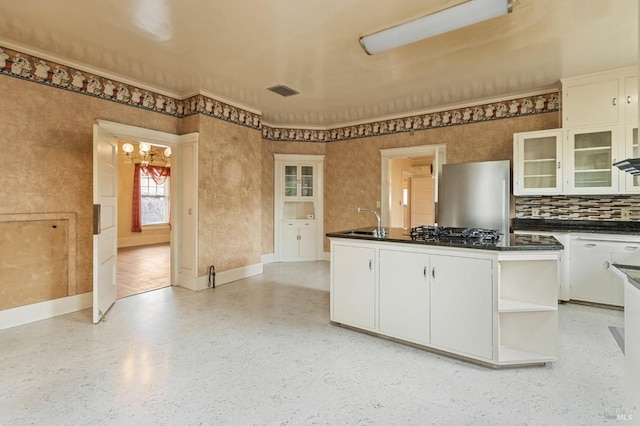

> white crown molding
[0,38,181,99]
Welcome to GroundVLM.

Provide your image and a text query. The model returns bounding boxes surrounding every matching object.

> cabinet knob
[369,259,372,271]
[585,243,597,248]
[605,261,610,269]
[423,266,427,278]
[557,161,561,169]
[432,267,436,279]
[628,96,632,104]
[625,246,638,250]
[612,97,617,106]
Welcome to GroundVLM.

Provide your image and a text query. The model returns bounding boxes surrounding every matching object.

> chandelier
[121,142,171,167]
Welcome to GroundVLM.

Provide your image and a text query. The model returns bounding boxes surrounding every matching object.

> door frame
[95,120,199,293]
[380,144,446,227]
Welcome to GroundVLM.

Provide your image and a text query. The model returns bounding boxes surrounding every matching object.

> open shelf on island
[499,298,557,313]
[498,345,557,365]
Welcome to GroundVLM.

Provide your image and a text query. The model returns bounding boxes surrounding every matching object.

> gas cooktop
[410,226,501,245]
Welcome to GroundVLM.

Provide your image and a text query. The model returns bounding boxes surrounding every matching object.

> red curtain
[132,165,171,232]
[132,164,142,232]
[145,165,170,184]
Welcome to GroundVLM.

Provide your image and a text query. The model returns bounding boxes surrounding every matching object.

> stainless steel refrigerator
[437,160,510,237]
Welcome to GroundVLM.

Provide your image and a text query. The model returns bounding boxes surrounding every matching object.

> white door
[92,124,118,323]
[410,176,434,227]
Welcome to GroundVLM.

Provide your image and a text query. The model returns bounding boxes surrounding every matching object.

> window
[140,170,170,225]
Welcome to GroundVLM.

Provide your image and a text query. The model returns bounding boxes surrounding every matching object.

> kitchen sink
[344,230,374,236]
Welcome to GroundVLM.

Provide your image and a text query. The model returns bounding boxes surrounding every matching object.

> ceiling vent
[267,84,300,97]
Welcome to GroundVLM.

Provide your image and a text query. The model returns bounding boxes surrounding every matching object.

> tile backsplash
[515,195,640,221]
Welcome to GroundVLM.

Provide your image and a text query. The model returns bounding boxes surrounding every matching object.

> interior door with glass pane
[567,125,619,194]
[517,130,562,194]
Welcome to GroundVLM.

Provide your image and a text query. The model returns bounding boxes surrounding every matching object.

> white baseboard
[118,235,170,248]
[182,262,264,292]
[261,253,275,264]
[0,292,93,331]
[177,271,198,291]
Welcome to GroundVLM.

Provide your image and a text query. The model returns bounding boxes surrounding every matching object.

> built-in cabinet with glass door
[561,67,638,194]
[514,67,637,196]
[274,154,324,262]
[565,125,619,193]
[513,129,562,195]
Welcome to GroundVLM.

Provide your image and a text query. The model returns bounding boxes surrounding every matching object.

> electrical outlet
[621,208,631,220]
[531,208,540,217]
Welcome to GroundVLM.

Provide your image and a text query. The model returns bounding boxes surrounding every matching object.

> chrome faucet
[358,207,384,238]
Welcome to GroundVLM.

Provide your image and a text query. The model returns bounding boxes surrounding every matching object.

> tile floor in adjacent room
[0,262,627,425]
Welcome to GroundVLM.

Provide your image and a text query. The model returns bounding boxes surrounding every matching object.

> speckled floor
[0,262,626,425]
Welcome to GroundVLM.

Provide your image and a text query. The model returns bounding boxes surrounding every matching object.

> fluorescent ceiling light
[360,0,513,55]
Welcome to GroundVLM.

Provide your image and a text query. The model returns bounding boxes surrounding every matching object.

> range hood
[613,158,640,175]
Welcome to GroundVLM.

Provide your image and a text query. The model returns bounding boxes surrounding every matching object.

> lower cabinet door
[331,244,375,330]
[297,224,317,259]
[430,255,493,360]
[282,222,299,259]
[379,249,430,345]
[570,241,613,304]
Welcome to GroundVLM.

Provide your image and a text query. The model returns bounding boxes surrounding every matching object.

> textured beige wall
[197,116,263,275]
[0,76,179,295]
[261,141,326,255]
[0,219,68,309]
[323,113,561,251]
[0,72,561,298]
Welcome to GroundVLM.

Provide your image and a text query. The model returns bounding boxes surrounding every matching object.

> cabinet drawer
[283,221,316,229]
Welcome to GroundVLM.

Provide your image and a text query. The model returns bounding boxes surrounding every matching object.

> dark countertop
[611,264,640,292]
[513,218,640,235]
[326,227,563,252]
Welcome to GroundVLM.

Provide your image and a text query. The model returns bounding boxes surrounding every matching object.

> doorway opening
[116,140,173,299]
[380,144,446,229]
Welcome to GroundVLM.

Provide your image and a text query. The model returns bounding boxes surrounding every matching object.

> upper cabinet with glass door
[565,126,619,194]
[283,164,316,200]
[513,129,563,195]
[561,67,637,195]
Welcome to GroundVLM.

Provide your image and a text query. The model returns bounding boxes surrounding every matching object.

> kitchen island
[327,227,563,367]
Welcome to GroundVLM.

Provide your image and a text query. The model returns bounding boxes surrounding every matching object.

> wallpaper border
[0,45,559,141]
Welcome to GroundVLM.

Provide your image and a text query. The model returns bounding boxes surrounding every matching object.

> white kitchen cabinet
[560,67,638,195]
[624,75,638,124]
[330,243,376,331]
[570,236,640,307]
[328,236,560,366]
[379,249,430,345]
[564,125,620,194]
[274,154,324,262]
[513,129,563,195]
[281,221,317,261]
[430,254,494,360]
[563,76,620,128]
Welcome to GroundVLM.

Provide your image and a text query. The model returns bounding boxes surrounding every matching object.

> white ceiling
[0,0,637,127]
